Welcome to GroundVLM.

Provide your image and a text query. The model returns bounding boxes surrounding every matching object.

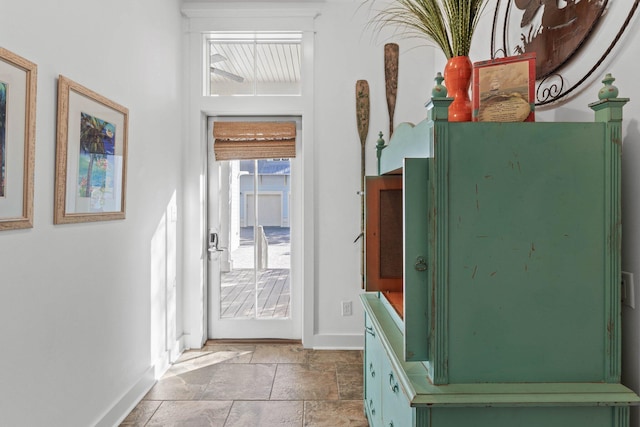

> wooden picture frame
[54,75,128,224]
[473,53,536,122]
[0,48,37,231]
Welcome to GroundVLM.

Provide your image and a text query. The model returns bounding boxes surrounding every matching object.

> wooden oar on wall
[355,79,370,287]
[385,43,399,139]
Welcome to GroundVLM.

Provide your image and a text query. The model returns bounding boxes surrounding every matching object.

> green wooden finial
[432,72,447,98]
[426,72,453,121]
[589,73,628,124]
[598,73,619,100]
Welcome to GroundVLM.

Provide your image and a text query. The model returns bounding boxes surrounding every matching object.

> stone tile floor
[120,341,369,426]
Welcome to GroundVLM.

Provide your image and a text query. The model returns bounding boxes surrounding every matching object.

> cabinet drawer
[381,356,414,427]
[364,313,383,426]
[428,405,629,427]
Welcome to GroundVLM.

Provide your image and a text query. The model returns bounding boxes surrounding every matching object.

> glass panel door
[207,147,295,339]
[220,159,291,320]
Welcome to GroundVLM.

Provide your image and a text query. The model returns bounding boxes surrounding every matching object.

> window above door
[206,32,302,96]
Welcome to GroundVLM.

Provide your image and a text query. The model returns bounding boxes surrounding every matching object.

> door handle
[208,232,224,253]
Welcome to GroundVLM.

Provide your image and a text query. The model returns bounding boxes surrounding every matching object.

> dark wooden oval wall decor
[492,0,640,105]
[512,0,607,79]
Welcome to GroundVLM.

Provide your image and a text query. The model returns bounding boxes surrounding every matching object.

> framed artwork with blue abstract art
[0,48,37,231]
[54,75,128,224]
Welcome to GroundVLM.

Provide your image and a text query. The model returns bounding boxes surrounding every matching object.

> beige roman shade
[213,121,296,160]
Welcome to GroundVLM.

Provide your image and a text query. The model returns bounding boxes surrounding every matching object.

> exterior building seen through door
[220,159,291,319]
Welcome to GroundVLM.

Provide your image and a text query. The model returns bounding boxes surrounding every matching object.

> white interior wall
[311,1,433,346]
[0,0,183,426]
[2,0,640,425]
[179,0,434,348]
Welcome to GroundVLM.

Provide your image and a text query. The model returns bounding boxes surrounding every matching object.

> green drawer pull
[389,372,399,393]
[369,362,376,377]
[365,325,376,337]
[389,422,394,427]
[369,399,375,416]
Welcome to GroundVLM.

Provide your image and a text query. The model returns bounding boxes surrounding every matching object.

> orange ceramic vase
[444,56,473,122]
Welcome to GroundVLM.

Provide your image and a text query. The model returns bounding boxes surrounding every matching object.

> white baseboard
[95,340,185,427]
[308,333,364,350]
[183,332,207,350]
[173,335,186,361]
[94,366,155,427]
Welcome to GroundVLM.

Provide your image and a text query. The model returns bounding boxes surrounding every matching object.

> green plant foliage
[365,0,488,59]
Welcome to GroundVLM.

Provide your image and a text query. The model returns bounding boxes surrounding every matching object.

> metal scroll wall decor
[491,0,639,106]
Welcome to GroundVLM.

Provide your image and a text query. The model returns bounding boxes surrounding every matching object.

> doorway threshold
[205,338,302,345]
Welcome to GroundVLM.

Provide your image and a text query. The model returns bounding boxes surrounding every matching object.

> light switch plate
[341,301,353,316]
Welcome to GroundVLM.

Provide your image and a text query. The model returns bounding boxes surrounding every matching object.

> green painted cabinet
[362,96,640,426]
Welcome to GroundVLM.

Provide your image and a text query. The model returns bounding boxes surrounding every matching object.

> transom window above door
[206,32,302,96]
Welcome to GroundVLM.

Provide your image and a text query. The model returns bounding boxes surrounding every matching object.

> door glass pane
[220,159,291,319]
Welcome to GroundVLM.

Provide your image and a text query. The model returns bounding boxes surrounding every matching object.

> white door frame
[206,116,301,340]
[181,6,317,349]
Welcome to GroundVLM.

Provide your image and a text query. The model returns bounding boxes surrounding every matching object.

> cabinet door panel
[445,123,608,382]
[403,158,430,361]
[366,176,403,293]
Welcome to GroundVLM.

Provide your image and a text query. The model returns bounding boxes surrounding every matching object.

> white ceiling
[209,34,302,94]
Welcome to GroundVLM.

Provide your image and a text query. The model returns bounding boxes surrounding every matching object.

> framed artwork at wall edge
[473,53,536,123]
[54,75,128,224]
[0,47,37,231]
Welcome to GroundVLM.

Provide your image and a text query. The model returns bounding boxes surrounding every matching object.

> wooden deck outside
[220,268,290,318]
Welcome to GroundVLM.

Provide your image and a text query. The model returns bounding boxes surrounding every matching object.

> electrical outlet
[622,271,635,309]
[341,301,353,316]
